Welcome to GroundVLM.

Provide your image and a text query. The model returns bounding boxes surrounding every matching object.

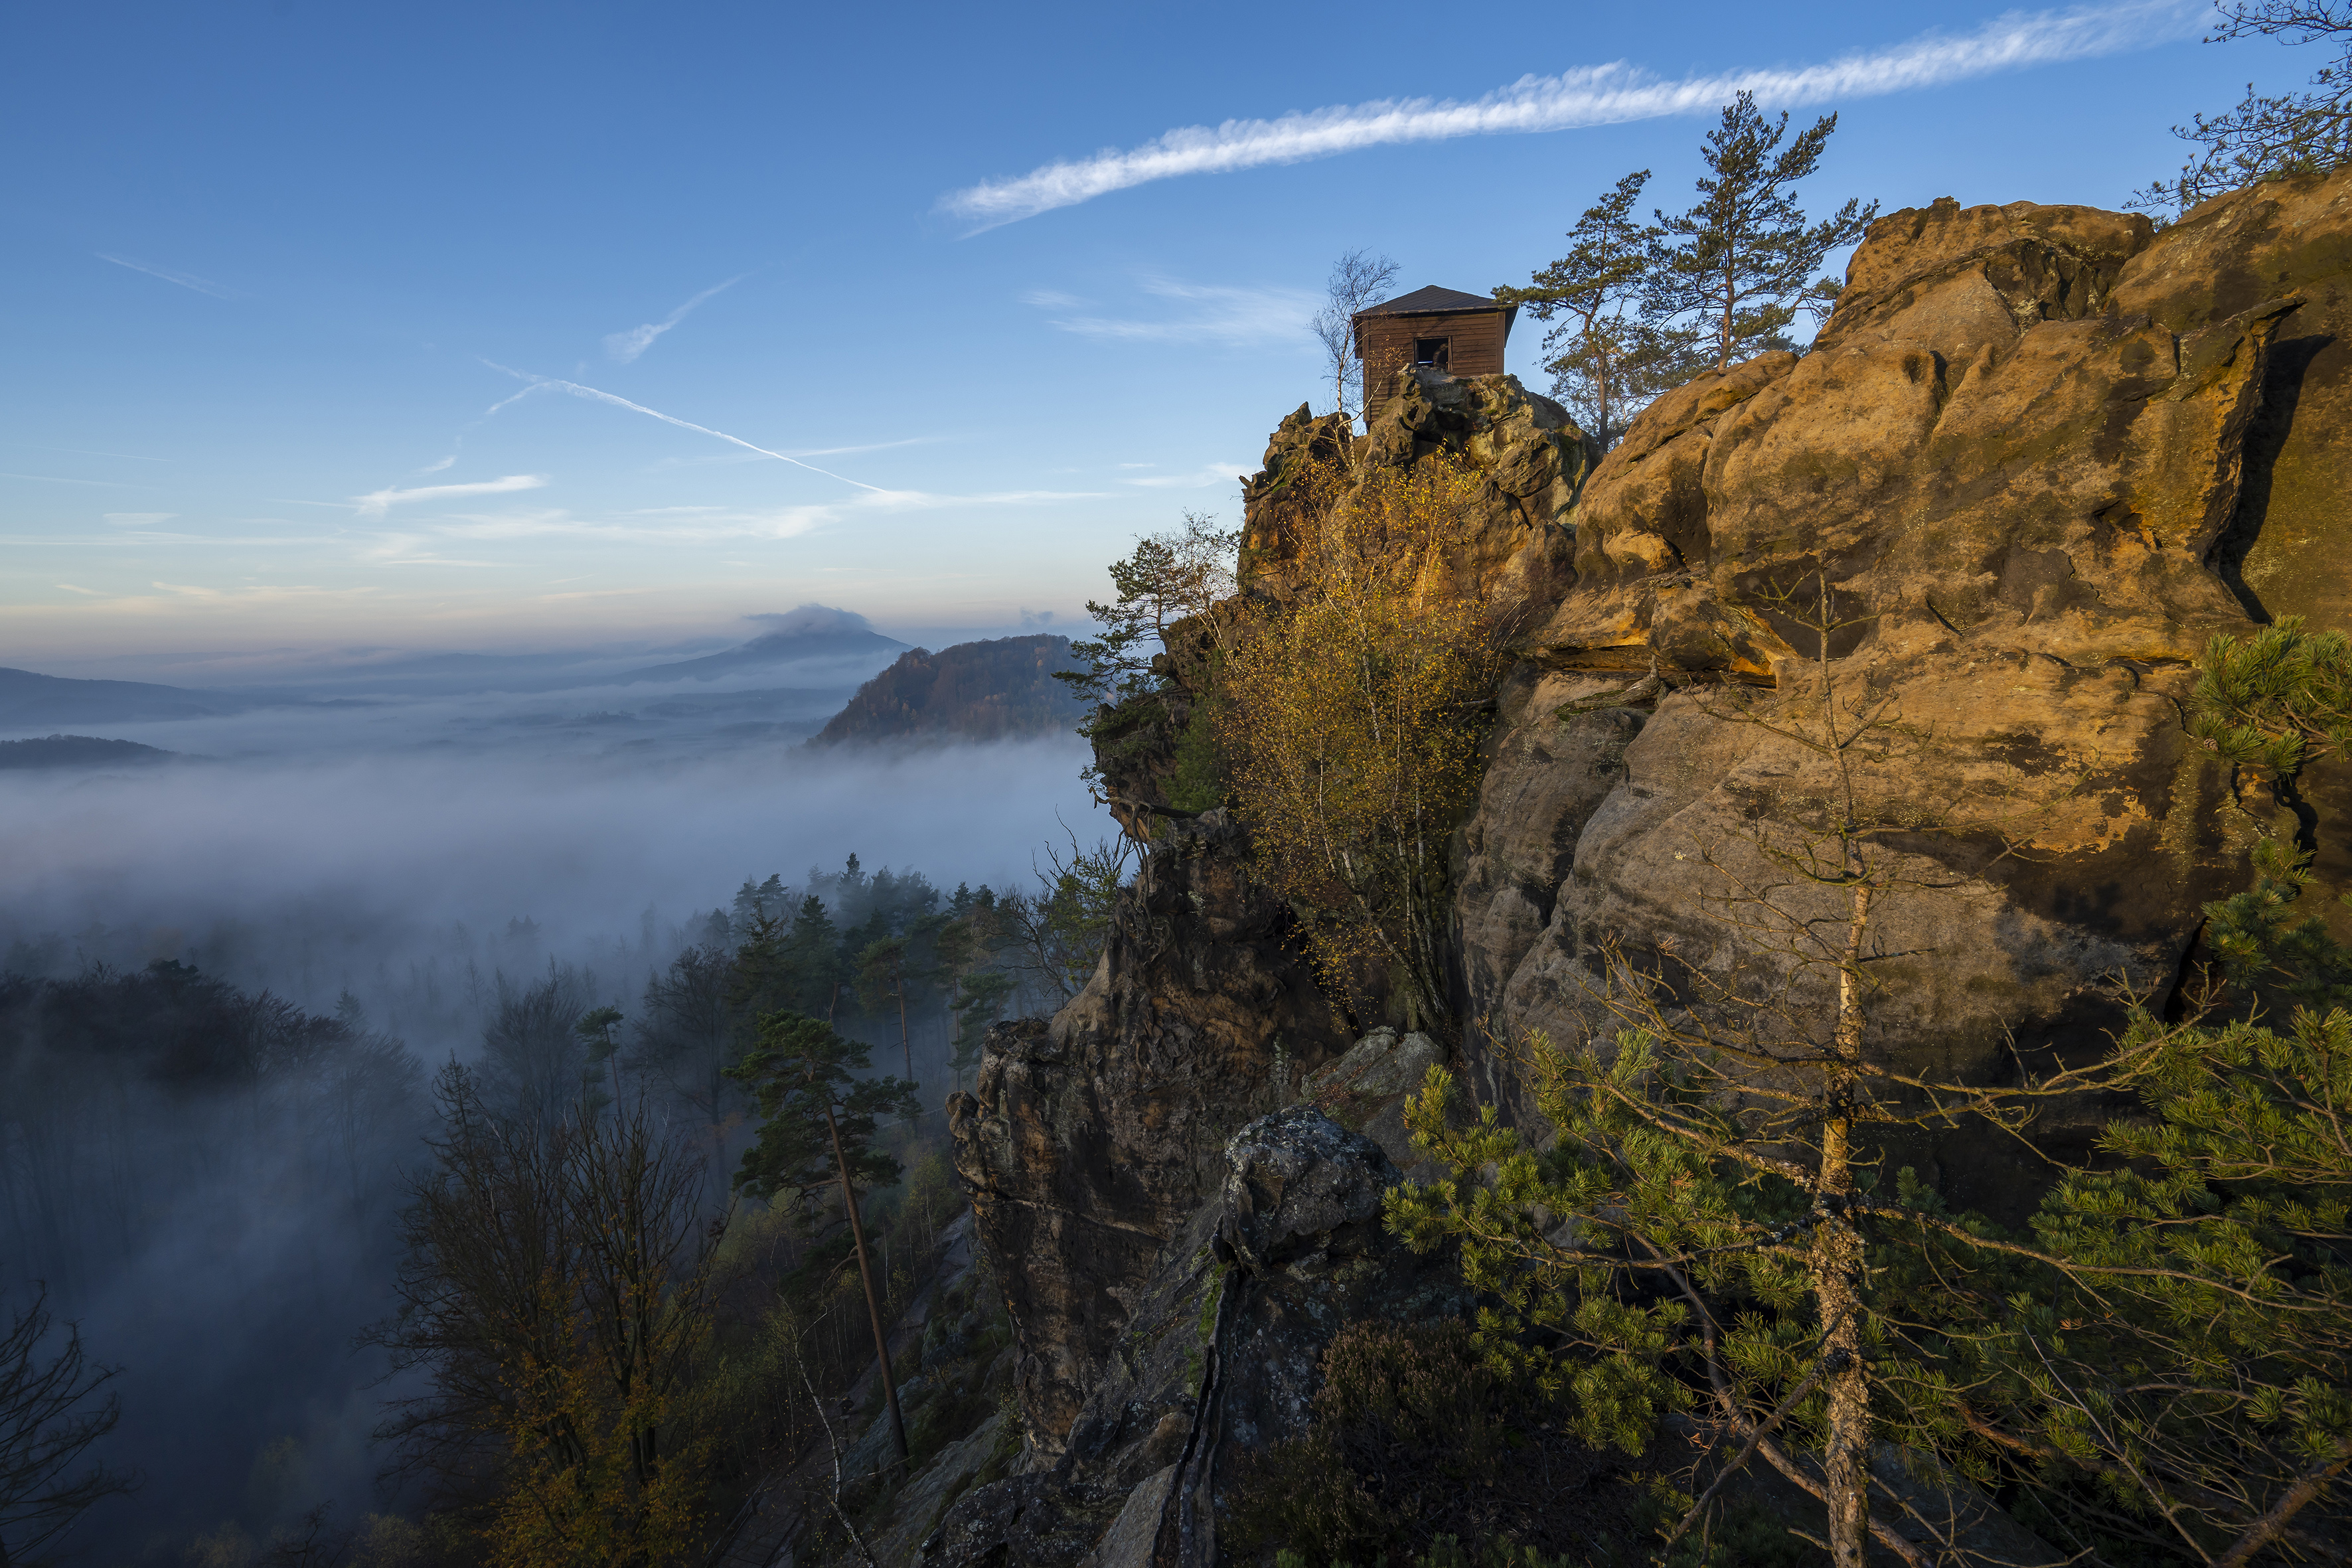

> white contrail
[97,253,236,297]
[351,475,547,519]
[604,274,747,363]
[481,366,888,493]
[942,1,2202,230]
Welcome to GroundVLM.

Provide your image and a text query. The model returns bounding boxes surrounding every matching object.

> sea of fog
[1,734,1103,1019]
[0,667,1105,1559]
[0,642,1111,1041]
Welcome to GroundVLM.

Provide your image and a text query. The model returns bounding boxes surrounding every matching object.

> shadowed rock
[924,1107,1464,1567]
[947,811,1343,1458]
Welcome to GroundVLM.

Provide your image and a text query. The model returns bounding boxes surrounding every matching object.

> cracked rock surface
[923,1108,1464,1568]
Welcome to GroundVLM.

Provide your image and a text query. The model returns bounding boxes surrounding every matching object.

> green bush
[1228,1320,1520,1563]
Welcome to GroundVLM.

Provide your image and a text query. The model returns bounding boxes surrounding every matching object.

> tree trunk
[826,1102,907,1462]
[896,970,912,1086]
[1814,880,1874,1567]
[1813,1113,1870,1568]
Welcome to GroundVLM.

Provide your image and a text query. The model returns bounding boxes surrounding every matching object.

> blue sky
[0,0,2315,676]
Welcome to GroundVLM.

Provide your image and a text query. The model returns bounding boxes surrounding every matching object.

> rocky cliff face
[929,1107,1464,1567]
[1448,177,2352,1204]
[947,811,1344,1458]
[939,172,2352,1558]
[813,633,1088,745]
[1239,369,1588,626]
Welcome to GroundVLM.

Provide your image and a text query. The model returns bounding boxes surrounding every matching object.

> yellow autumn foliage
[1222,454,1505,1027]
[484,1269,711,1568]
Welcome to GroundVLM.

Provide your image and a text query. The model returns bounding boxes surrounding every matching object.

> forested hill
[811,633,1087,745]
[0,734,176,769]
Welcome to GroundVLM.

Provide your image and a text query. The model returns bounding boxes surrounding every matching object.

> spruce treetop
[725,1011,919,1205]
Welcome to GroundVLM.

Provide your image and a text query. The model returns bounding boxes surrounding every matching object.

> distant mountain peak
[615,607,909,686]
[812,634,1086,745]
[742,603,877,639]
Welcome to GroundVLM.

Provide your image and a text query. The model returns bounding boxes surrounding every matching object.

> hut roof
[1351,284,1506,318]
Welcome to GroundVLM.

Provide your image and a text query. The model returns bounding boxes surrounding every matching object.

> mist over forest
[0,611,1110,1562]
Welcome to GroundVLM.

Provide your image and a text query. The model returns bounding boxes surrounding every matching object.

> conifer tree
[780,895,846,1022]
[854,935,916,1083]
[2134,1,2352,214]
[726,1012,921,1462]
[1646,92,1876,370]
[1388,588,2352,1566]
[1058,513,1240,712]
[1496,170,1688,449]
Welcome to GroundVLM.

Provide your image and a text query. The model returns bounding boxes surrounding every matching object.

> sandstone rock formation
[944,171,2352,1553]
[1441,179,2352,1204]
[812,633,1088,745]
[925,1107,1465,1567]
[947,811,1344,1456]
[1239,369,1589,629]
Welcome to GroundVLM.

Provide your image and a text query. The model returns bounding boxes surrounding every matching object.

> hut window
[1413,336,1450,369]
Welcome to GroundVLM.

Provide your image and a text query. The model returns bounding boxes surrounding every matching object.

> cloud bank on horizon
[941,0,2203,230]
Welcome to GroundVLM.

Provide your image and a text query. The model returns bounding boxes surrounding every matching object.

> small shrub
[1165,685,1228,813]
[1228,1320,1520,1563]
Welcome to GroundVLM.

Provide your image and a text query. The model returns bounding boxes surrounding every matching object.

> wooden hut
[1351,285,1516,392]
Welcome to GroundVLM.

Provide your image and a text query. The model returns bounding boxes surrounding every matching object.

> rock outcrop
[1439,177,2352,1206]
[945,171,2352,1555]
[948,811,1345,1456]
[813,633,1088,745]
[1239,370,1589,631]
[925,1108,1466,1567]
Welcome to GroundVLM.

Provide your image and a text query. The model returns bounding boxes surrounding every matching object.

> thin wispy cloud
[789,436,951,459]
[137,582,380,603]
[481,366,889,493]
[97,253,236,297]
[351,474,548,520]
[943,1,2201,229]
[645,435,949,474]
[1029,277,1316,345]
[603,275,747,363]
[1,471,154,489]
[418,455,457,474]
[1124,462,1249,489]
[104,512,179,526]
[378,483,1109,552]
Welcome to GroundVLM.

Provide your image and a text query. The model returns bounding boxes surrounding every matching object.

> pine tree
[780,894,845,1021]
[726,1012,921,1462]
[1645,92,1875,371]
[1496,170,1691,449]
[2133,2,2352,215]
[855,935,917,1083]
[1388,589,2352,1566]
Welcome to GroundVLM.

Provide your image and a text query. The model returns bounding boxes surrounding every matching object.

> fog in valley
[0,617,1106,1561]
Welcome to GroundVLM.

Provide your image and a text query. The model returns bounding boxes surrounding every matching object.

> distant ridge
[0,667,232,730]
[812,635,1087,745]
[616,605,908,684]
[0,734,177,769]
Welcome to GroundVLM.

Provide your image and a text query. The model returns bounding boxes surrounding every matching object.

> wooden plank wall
[1356,311,1508,394]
